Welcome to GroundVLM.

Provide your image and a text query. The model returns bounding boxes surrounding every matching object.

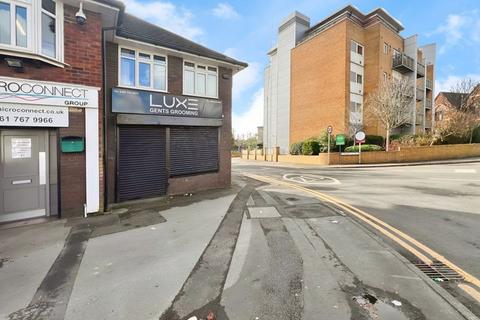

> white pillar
[85,107,100,213]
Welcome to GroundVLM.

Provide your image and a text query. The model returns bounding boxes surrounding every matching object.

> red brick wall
[0,5,104,217]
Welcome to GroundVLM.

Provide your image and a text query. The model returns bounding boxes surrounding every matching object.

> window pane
[42,0,55,15]
[184,69,194,94]
[207,74,217,97]
[121,48,135,58]
[41,13,56,57]
[120,57,135,86]
[350,41,356,52]
[16,6,27,47]
[357,45,363,55]
[196,73,206,95]
[185,62,194,68]
[197,65,206,70]
[154,55,165,63]
[139,52,150,60]
[208,66,217,72]
[357,74,362,84]
[153,64,166,91]
[0,2,11,45]
[139,62,151,87]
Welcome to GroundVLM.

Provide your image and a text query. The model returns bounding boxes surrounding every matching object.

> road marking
[283,173,340,185]
[454,169,477,173]
[243,172,480,302]
[459,284,480,302]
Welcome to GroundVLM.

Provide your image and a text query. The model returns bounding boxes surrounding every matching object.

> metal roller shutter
[170,126,219,176]
[117,126,167,202]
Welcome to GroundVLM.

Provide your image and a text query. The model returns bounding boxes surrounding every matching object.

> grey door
[0,129,48,222]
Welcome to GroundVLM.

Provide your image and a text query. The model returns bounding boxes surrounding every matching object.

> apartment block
[263,6,436,152]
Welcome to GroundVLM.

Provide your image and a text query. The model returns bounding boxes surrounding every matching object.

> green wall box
[61,136,85,153]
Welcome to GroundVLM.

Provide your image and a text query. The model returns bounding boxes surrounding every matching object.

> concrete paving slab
[0,220,69,318]
[248,207,281,218]
[64,195,235,320]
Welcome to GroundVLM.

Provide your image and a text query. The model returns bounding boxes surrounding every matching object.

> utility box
[61,136,84,153]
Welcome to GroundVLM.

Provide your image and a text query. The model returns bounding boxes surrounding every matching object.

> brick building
[103,14,246,205]
[0,0,246,222]
[263,6,436,154]
[435,85,480,126]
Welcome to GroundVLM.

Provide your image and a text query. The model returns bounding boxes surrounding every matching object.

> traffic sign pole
[327,126,333,165]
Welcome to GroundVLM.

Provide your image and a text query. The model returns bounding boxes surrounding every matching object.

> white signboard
[0,77,98,108]
[11,138,31,159]
[0,104,69,127]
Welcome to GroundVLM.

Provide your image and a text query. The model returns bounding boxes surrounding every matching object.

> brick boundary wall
[241,144,480,165]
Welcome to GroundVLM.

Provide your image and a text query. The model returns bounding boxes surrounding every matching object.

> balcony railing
[416,88,424,101]
[426,79,433,90]
[392,53,415,73]
[425,98,432,110]
[416,113,424,125]
[425,118,432,128]
[417,63,425,78]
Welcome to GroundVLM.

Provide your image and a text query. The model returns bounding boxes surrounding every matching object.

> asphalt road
[233,159,480,282]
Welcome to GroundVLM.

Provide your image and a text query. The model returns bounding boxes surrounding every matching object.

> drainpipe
[102,26,118,212]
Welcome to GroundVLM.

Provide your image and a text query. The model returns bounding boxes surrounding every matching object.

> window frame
[0,0,64,64]
[117,45,168,93]
[182,60,219,99]
[351,40,364,56]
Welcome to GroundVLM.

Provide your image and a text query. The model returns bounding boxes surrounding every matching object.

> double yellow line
[244,172,480,302]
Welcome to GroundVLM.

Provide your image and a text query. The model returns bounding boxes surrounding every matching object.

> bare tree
[365,79,413,151]
[434,78,480,143]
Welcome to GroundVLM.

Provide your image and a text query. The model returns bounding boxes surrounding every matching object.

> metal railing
[417,63,425,77]
[416,88,424,100]
[426,79,433,90]
[425,98,432,109]
[392,53,415,73]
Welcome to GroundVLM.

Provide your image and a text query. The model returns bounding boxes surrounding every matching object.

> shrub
[289,142,303,155]
[365,135,384,146]
[398,134,436,146]
[344,144,384,152]
[302,139,320,155]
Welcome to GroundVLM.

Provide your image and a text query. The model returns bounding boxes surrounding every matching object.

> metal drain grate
[414,261,463,281]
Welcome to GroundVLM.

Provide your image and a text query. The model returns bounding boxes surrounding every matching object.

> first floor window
[0,2,11,45]
[119,47,167,91]
[15,5,27,47]
[183,61,218,98]
[41,0,56,58]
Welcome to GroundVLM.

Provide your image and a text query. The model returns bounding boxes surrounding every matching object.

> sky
[120,0,480,137]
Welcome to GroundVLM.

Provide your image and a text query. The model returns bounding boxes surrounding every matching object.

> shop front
[110,88,223,202]
[0,77,100,222]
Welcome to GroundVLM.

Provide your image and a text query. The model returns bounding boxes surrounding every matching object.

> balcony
[425,98,432,110]
[416,113,424,125]
[392,53,415,73]
[417,63,425,78]
[426,79,433,91]
[416,88,424,101]
[425,117,432,128]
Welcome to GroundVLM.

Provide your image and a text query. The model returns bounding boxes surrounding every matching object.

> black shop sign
[112,88,222,119]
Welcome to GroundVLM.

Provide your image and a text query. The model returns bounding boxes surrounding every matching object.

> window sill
[0,48,66,68]
[182,92,219,100]
[117,85,169,94]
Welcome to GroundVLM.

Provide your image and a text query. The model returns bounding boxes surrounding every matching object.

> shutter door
[118,126,167,202]
[170,126,219,176]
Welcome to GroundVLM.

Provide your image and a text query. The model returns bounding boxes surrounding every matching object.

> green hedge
[302,139,320,155]
[344,144,384,152]
[365,135,384,146]
[473,126,480,143]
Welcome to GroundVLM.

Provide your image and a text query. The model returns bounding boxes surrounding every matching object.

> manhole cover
[283,174,340,185]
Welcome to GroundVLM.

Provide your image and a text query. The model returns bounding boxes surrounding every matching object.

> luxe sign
[112,88,222,119]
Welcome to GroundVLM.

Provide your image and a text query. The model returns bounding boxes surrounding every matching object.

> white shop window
[183,61,218,98]
[0,0,64,63]
[119,47,167,91]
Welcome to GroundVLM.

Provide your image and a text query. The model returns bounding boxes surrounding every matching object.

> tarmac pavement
[0,171,478,320]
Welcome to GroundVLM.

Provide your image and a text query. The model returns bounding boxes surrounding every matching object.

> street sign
[327,125,333,134]
[355,131,366,144]
[335,134,346,146]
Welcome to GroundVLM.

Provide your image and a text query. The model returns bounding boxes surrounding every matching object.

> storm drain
[414,261,463,281]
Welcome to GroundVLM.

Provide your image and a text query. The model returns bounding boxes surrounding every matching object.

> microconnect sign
[0,77,99,108]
